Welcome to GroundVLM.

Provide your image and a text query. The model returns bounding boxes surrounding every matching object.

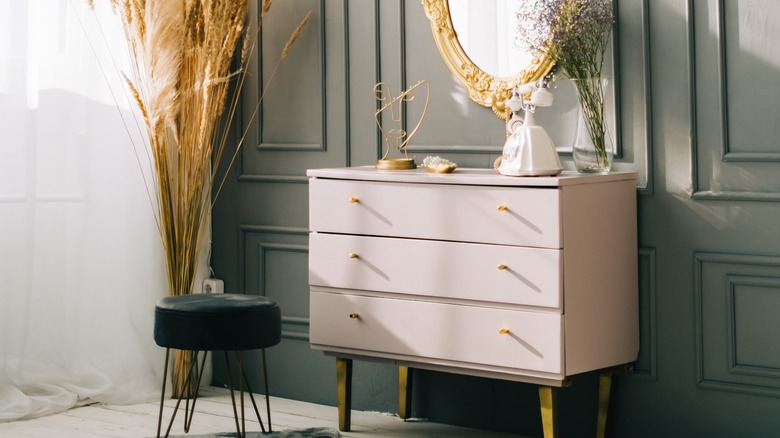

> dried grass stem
[106,0,311,398]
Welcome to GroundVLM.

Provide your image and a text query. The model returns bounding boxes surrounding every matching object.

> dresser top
[307,167,637,187]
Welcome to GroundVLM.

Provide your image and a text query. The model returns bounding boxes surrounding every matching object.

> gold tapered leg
[398,366,413,420]
[596,373,613,438]
[538,386,558,438]
[336,358,353,432]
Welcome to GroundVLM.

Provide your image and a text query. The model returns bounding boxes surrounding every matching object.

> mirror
[422,0,554,120]
[448,0,533,79]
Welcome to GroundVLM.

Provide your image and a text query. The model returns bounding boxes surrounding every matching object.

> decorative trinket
[422,156,457,173]
[374,80,430,170]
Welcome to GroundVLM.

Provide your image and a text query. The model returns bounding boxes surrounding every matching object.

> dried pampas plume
[98,0,311,399]
[261,0,272,18]
[212,8,313,203]
[282,10,312,60]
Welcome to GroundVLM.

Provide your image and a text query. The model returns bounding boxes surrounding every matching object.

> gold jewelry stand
[374,80,429,169]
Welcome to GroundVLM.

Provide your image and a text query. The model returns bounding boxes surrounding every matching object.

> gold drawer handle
[349,197,359,203]
[499,328,510,335]
[497,264,508,270]
[497,205,508,211]
[349,313,360,319]
[349,253,359,259]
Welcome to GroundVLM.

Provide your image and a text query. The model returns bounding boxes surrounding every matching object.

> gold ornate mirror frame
[422,0,555,120]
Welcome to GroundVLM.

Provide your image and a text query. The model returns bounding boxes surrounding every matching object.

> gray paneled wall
[211,0,780,436]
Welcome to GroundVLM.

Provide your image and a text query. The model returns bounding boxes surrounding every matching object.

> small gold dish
[425,164,457,174]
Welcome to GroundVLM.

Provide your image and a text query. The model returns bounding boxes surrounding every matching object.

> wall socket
[203,278,224,293]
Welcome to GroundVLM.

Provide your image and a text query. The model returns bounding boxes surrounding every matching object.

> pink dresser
[308,166,639,436]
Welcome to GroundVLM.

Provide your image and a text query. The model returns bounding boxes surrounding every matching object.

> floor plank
[0,387,524,437]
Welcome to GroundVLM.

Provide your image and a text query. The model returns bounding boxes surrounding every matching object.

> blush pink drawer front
[309,233,562,309]
[310,291,563,375]
[309,178,562,249]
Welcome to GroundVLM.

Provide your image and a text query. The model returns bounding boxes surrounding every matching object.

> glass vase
[570,77,613,174]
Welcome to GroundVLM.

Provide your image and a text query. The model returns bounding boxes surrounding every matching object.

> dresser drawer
[309,178,562,248]
[309,233,562,309]
[310,291,563,374]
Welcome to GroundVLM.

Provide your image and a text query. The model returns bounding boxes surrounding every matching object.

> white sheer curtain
[0,0,168,420]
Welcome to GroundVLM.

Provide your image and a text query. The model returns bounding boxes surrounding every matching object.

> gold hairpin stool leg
[538,386,559,438]
[156,350,207,438]
[398,366,412,420]
[336,358,353,432]
[156,349,170,438]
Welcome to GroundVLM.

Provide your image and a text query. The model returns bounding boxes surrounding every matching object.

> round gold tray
[375,158,416,170]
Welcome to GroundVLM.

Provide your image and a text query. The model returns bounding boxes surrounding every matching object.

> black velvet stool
[154,293,281,438]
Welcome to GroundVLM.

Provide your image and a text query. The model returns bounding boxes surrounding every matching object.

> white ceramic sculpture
[497,81,563,177]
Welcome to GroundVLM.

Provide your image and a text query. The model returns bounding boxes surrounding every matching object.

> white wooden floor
[0,387,523,437]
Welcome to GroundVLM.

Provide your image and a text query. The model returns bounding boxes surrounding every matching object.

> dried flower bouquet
[517,0,614,169]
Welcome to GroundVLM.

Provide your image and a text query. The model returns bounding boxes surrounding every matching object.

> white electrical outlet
[203,278,224,293]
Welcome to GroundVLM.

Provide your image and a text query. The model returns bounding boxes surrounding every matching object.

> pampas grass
[93,0,311,398]
[282,10,311,60]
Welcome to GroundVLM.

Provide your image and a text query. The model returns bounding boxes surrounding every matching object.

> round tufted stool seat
[153,293,281,438]
[154,294,281,351]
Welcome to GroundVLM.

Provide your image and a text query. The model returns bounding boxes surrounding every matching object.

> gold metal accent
[349,253,359,259]
[375,157,417,170]
[374,80,430,169]
[497,205,508,211]
[538,386,559,438]
[398,366,413,420]
[596,373,613,438]
[336,358,353,432]
[497,264,508,270]
[499,328,510,335]
[349,313,360,319]
[349,197,359,203]
[424,163,456,173]
[421,0,555,120]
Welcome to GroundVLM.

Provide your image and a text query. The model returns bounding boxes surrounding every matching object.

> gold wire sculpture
[374,80,430,170]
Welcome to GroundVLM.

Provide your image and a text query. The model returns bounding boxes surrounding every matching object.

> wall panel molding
[632,247,658,380]
[689,0,780,201]
[258,0,327,153]
[695,252,780,397]
[239,225,310,341]
[691,191,780,203]
[282,316,311,341]
[240,0,350,180]
[257,241,309,341]
[238,225,308,290]
[634,0,654,195]
[237,175,309,183]
[726,275,780,378]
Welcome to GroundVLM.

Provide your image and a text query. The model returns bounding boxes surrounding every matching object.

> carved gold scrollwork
[421,0,555,120]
